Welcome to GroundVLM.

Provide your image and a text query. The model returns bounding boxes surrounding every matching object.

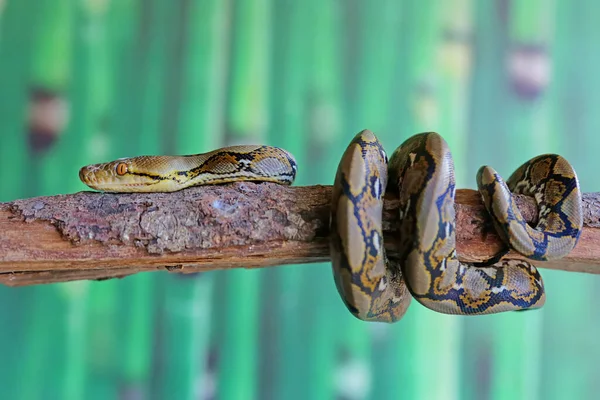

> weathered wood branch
[1,182,600,287]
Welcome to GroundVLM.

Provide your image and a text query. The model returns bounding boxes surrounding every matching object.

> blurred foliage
[1,0,599,399]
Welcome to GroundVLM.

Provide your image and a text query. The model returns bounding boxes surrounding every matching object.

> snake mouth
[83,181,159,193]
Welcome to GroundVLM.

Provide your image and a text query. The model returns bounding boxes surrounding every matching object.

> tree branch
[1,182,600,286]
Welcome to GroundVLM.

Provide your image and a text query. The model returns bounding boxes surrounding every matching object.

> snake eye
[116,162,128,176]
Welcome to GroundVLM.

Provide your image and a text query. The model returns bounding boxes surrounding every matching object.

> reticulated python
[331,130,582,321]
[80,132,583,322]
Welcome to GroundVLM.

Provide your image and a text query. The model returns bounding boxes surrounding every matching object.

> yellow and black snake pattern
[331,130,582,319]
[79,132,583,321]
[329,130,412,322]
[79,145,297,192]
[477,154,583,261]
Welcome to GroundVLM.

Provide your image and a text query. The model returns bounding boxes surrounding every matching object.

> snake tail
[476,154,583,261]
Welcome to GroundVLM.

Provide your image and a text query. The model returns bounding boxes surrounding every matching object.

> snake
[79,145,297,192]
[79,134,583,320]
[330,130,582,320]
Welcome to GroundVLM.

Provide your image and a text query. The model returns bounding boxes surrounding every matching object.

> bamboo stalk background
[268,2,315,398]
[305,2,342,398]
[544,3,600,398]
[1,1,600,400]
[0,1,46,399]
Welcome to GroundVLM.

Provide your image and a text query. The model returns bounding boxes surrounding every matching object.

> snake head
[79,158,156,192]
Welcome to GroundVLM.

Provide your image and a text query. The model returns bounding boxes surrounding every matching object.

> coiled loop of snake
[329,131,411,322]
[330,130,583,320]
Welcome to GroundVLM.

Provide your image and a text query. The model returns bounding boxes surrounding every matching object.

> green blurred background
[1,0,598,399]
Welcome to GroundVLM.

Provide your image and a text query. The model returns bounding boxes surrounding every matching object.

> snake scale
[80,132,583,322]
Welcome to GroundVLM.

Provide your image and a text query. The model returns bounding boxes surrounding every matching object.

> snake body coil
[329,131,412,323]
[331,130,582,319]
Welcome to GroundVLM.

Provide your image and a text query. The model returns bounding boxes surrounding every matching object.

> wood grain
[1,182,599,286]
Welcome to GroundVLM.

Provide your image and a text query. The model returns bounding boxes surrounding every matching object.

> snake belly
[79,145,298,192]
[330,130,411,323]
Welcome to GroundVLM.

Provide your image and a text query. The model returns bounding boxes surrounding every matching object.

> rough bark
[1,182,599,286]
